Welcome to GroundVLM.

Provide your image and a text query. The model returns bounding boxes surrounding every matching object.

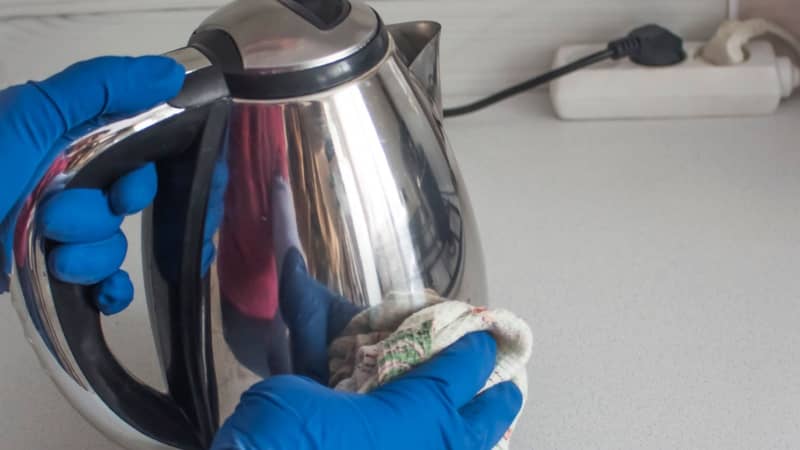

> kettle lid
[194,0,381,73]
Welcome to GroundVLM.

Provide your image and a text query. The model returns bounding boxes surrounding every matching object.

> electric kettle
[9,0,487,448]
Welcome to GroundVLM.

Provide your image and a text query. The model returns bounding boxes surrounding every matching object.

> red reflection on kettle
[218,104,289,321]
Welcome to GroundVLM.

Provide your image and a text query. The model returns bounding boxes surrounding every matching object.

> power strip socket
[550,41,799,120]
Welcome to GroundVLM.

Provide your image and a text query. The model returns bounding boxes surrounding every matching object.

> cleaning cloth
[329,293,533,450]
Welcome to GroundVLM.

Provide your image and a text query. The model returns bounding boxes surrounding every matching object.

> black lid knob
[279,0,352,30]
[193,0,379,73]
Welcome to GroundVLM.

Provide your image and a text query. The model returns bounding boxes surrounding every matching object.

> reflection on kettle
[10,1,489,448]
[217,104,291,379]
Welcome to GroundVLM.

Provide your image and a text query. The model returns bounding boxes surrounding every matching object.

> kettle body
[9,1,487,448]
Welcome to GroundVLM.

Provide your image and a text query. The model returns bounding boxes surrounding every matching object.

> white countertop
[1,93,799,449]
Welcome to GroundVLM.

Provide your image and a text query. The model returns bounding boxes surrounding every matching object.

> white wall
[0,0,728,100]
[740,0,800,35]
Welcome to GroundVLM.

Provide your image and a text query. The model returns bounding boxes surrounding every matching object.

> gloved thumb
[459,381,523,450]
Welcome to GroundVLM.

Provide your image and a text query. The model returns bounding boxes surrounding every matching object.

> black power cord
[442,24,686,118]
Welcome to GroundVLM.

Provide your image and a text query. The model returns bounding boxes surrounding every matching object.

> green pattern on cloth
[377,320,433,380]
[328,292,533,450]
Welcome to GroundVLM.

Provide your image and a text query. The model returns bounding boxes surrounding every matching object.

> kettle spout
[388,21,443,118]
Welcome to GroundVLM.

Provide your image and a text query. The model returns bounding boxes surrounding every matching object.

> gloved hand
[0,56,185,312]
[211,331,523,450]
[39,163,159,314]
[212,247,522,450]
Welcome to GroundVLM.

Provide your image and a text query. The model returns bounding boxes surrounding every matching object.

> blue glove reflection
[277,247,361,383]
[0,56,185,311]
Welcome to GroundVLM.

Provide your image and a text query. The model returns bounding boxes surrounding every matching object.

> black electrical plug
[608,24,687,66]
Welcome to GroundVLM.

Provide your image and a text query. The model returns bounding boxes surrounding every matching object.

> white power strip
[550,41,799,120]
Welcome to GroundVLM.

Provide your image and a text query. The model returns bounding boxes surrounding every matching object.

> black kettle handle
[43,48,228,449]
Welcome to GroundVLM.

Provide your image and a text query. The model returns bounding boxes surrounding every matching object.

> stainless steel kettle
[10,1,487,448]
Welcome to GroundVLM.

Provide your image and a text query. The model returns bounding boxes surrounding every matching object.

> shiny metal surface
[387,22,443,119]
[197,0,379,72]
[10,103,185,450]
[196,33,487,421]
[164,47,212,74]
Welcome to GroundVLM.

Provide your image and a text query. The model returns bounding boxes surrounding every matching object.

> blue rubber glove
[212,248,523,450]
[211,332,523,450]
[0,56,185,312]
[39,163,159,314]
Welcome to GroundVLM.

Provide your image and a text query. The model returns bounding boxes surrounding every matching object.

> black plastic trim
[178,101,230,445]
[169,64,229,109]
[277,0,351,31]
[226,24,388,99]
[67,107,212,189]
[50,272,204,449]
[189,29,244,74]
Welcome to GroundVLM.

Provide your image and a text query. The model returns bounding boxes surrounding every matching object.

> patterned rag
[329,293,533,450]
